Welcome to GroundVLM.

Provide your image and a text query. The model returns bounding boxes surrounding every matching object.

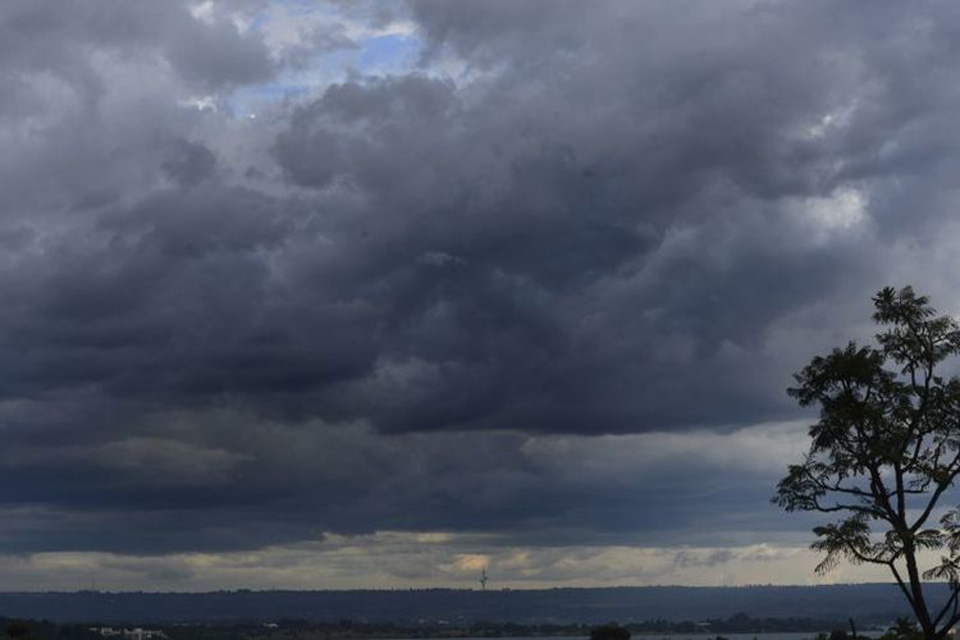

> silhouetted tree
[590,624,630,640]
[6,621,29,640]
[775,286,960,640]
[885,617,923,640]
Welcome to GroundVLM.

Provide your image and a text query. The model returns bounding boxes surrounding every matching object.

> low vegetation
[0,613,848,640]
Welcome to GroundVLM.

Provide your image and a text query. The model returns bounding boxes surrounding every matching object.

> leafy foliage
[590,625,631,640]
[775,287,960,640]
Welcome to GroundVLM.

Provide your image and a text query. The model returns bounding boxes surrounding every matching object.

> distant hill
[0,584,945,625]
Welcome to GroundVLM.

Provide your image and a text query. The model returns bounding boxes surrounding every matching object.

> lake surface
[630,634,829,640]
[383,635,840,640]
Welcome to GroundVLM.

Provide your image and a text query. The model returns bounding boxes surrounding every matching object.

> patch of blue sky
[359,33,422,76]
[227,33,421,117]
[274,0,319,10]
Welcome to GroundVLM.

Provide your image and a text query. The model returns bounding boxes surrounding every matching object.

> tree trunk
[900,541,937,640]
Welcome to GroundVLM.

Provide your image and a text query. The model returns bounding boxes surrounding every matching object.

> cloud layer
[3,0,960,587]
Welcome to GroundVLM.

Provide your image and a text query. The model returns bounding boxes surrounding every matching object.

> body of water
[383,634,838,640]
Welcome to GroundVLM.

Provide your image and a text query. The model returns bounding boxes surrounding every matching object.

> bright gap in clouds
[0,419,822,590]
[224,1,422,117]
[0,541,862,592]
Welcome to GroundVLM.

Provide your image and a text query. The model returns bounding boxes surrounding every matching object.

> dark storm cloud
[2,0,960,560]
[264,10,875,432]
[0,415,806,554]
[0,0,273,92]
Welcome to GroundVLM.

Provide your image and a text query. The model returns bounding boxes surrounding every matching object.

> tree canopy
[775,286,960,640]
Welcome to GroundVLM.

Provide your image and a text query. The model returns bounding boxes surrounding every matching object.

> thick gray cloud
[0,1,273,93]
[2,0,960,579]
[0,414,809,554]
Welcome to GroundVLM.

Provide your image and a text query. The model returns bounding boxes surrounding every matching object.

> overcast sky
[2,0,960,591]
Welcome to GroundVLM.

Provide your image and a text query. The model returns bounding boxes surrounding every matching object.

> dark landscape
[0,585,938,625]
[0,614,851,640]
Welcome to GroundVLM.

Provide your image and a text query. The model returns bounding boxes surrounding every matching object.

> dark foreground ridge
[0,613,847,640]
[0,584,945,625]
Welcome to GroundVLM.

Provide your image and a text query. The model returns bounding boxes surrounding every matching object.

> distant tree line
[625,612,838,634]
[0,613,852,640]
